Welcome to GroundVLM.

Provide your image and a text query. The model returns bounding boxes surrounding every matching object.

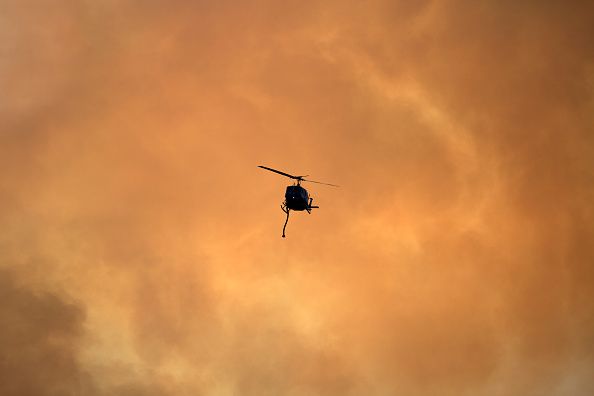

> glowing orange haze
[1,1,593,395]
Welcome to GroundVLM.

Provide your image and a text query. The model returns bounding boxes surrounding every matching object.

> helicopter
[258,165,338,238]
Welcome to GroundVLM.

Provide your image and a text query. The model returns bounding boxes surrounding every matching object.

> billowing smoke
[1,1,593,395]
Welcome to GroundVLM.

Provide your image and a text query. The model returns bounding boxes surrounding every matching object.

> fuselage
[285,185,309,211]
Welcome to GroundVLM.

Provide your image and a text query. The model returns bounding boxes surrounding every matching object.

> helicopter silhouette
[258,165,338,238]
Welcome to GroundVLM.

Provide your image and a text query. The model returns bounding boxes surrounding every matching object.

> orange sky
[1,1,594,395]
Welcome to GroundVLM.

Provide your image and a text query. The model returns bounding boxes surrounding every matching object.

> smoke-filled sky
[1,1,594,395]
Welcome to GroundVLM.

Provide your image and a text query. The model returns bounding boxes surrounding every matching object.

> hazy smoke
[1,1,593,395]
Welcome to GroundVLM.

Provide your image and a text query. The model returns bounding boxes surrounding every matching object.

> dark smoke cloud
[0,269,90,395]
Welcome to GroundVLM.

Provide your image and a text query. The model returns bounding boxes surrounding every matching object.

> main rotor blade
[303,179,340,187]
[258,165,301,180]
